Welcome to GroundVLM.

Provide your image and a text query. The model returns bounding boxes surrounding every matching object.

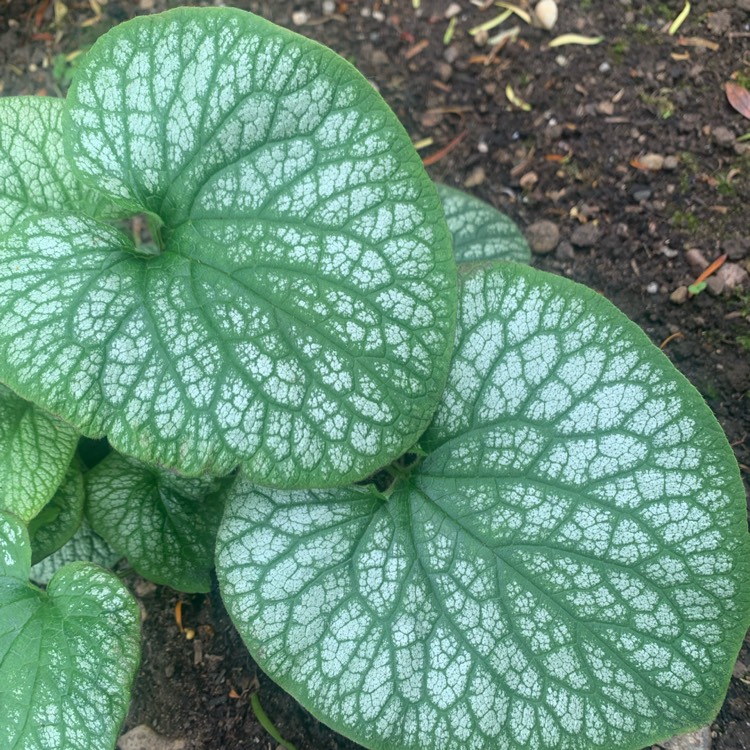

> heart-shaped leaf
[30,518,119,586]
[0,7,459,485]
[0,384,78,522]
[0,511,140,750]
[29,459,86,564]
[217,263,750,750]
[0,96,112,234]
[87,452,233,592]
[436,183,530,264]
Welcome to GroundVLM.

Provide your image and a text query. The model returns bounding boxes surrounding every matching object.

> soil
[2,0,750,748]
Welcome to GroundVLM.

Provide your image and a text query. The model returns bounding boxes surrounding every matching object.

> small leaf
[218,263,750,750]
[549,34,605,47]
[0,384,79,522]
[0,511,140,750]
[86,452,233,592]
[0,8,457,487]
[726,81,750,121]
[506,83,532,111]
[28,458,86,564]
[668,1,691,36]
[436,183,531,265]
[30,518,119,585]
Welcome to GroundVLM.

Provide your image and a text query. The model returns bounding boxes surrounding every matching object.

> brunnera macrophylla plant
[0,8,747,750]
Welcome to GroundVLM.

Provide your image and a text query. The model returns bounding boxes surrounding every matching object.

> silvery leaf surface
[0,7,457,485]
[0,384,78,522]
[436,183,531,265]
[29,519,119,586]
[28,459,86,565]
[217,263,750,750]
[0,96,112,235]
[0,511,140,750]
[86,451,233,592]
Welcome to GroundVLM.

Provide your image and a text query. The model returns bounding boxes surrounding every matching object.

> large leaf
[28,459,86,565]
[436,183,531,264]
[0,96,111,234]
[0,384,78,522]
[86,452,232,592]
[217,263,750,750]
[0,511,140,750]
[30,519,119,586]
[0,7,457,485]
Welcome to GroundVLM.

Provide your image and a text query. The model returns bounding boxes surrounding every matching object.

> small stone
[670,286,689,304]
[519,171,539,189]
[722,237,750,260]
[535,0,558,30]
[658,727,711,750]
[555,240,575,261]
[134,579,157,597]
[526,220,560,255]
[138,0,155,9]
[706,275,725,296]
[706,9,732,35]
[474,28,489,46]
[370,49,389,66]
[599,61,611,73]
[443,45,460,64]
[717,262,750,292]
[570,223,601,248]
[445,2,462,18]
[713,125,736,149]
[436,62,453,82]
[631,184,652,202]
[660,245,679,259]
[663,155,680,170]
[463,167,486,188]
[291,10,309,25]
[646,281,659,294]
[638,153,665,171]
[685,248,709,273]
[118,725,187,750]
[322,0,336,14]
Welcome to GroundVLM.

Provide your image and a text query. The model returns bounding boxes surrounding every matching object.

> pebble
[526,220,560,255]
[707,276,725,296]
[444,45,460,64]
[685,248,709,273]
[670,286,689,304]
[639,153,665,171]
[445,2,462,18]
[322,0,336,14]
[663,155,680,170]
[722,237,750,260]
[646,281,659,294]
[739,0,750,11]
[713,125,736,149]
[436,62,453,82]
[463,167,486,188]
[631,184,652,202]
[599,61,611,73]
[535,0,558,30]
[555,240,575,261]
[118,725,187,750]
[657,726,711,750]
[707,9,732,35]
[718,262,749,292]
[570,223,601,248]
[291,10,309,25]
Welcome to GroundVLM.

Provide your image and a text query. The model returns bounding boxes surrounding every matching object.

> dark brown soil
[2,0,749,748]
